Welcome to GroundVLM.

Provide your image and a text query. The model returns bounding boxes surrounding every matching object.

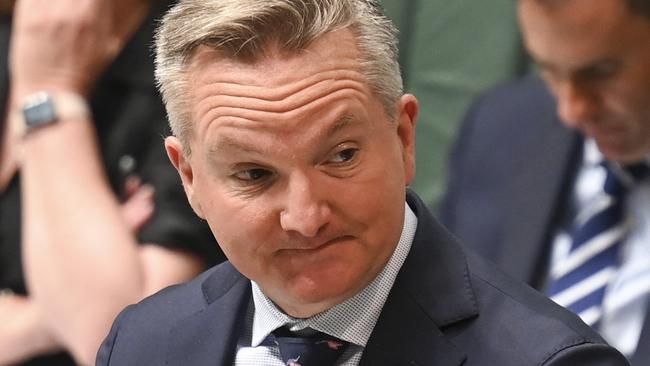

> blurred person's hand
[1,0,144,191]
[120,176,155,232]
[8,0,125,99]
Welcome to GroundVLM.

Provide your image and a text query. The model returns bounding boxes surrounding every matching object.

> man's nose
[554,80,600,128]
[279,173,331,238]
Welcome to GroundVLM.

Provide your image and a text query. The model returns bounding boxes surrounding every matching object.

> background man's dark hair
[526,0,650,18]
[0,0,13,15]
[628,0,650,17]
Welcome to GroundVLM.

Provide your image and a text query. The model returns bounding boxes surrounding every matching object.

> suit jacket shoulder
[96,262,251,366]
[359,192,628,365]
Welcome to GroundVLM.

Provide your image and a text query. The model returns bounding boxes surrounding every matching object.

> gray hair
[154,0,402,151]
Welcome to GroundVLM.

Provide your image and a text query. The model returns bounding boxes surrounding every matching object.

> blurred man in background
[441,0,650,363]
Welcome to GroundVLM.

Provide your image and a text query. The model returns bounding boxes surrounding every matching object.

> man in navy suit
[97,0,628,364]
[440,0,650,364]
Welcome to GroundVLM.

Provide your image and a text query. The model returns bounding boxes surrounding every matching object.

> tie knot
[273,327,349,366]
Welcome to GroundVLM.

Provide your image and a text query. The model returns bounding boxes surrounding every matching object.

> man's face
[166,30,418,317]
[519,0,650,163]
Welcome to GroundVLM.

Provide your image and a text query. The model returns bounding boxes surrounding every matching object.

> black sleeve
[89,4,226,267]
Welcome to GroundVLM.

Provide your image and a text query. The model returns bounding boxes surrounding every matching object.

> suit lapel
[360,192,476,366]
[359,285,466,366]
[167,264,251,366]
[499,94,581,288]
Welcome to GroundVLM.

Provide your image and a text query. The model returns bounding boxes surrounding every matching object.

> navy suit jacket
[440,77,650,365]
[97,191,627,365]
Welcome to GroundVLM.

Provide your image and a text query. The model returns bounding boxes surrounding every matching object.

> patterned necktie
[273,327,349,366]
[548,162,649,326]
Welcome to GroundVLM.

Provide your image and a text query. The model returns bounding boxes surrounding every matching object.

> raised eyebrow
[208,135,261,155]
[208,114,358,154]
[326,114,357,138]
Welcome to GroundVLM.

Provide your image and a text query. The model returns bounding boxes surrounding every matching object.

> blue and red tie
[273,327,349,366]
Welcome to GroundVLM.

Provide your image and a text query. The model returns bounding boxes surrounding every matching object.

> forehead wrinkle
[198,81,369,136]
[196,60,362,100]
[193,68,366,119]
[196,77,367,125]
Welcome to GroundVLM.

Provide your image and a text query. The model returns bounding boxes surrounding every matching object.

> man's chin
[274,276,361,317]
[277,293,345,318]
[596,142,648,164]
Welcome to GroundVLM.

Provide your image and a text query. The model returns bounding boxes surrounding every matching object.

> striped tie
[548,163,649,326]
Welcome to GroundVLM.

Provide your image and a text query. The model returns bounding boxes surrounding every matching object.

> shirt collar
[250,202,418,347]
[583,139,603,167]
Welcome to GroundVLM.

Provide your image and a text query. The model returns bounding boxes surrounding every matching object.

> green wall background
[381,0,531,206]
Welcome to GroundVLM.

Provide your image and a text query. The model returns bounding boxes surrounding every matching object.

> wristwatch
[21,92,90,133]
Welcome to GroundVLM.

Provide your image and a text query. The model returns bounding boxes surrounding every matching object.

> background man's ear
[165,136,205,219]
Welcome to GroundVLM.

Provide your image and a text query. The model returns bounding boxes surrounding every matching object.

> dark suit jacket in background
[97,191,627,365]
[439,77,650,365]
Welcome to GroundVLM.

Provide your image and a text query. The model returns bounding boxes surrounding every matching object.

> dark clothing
[439,77,650,365]
[97,191,627,366]
[0,3,224,365]
[439,77,579,290]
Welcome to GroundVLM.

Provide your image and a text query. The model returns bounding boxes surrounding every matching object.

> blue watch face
[23,93,58,129]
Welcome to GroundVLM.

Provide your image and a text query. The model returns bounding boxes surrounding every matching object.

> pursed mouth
[283,235,354,252]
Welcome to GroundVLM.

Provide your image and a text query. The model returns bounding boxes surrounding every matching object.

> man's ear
[165,136,205,219]
[396,94,419,186]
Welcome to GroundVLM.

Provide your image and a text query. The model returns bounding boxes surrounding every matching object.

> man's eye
[233,168,271,182]
[584,64,619,80]
[330,148,358,164]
